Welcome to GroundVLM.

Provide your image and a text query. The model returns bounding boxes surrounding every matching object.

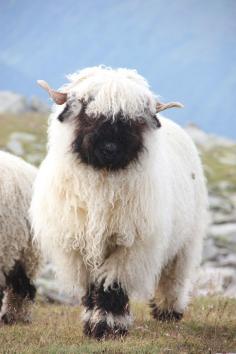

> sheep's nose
[103,142,118,158]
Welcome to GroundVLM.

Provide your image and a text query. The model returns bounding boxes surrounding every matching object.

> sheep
[31,66,208,339]
[0,151,40,324]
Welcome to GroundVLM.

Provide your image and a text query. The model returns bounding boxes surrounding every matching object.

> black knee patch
[95,280,129,315]
[5,262,36,300]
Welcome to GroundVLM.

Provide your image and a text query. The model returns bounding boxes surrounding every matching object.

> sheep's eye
[152,115,161,128]
[57,99,82,123]
[57,104,71,122]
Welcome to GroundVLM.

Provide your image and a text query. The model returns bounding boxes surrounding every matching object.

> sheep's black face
[72,112,146,171]
[57,99,160,171]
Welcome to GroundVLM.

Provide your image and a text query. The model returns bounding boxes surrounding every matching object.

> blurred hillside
[0,0,236,138]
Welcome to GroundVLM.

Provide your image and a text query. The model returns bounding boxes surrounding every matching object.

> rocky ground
[0,106,235,303]
[0,91,49,114]
[186,125,236,298]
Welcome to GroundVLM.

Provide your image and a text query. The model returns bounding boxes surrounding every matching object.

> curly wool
[0,151,40,288]
[31,67,208,304]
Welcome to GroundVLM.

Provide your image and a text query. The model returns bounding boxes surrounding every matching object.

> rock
[6,139,24,156]
[29,96,49,113]
[9,132,36,142]
[0,91,28,114]
[209,223,236,241]
[6,132,37,156]
[202,237,219,262]
[209,194,234,215]
[211,211,236,225]
[216,254,236,267]
[0,91,49,114]
[35,263,79,305]
[195,266,236,298]
[185,124,235,150]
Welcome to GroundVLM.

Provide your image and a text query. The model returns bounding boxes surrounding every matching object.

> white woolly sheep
[31,66,208,339]
[0,151,40,324]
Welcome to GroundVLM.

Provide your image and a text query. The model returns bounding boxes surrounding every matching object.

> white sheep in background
[0,151,40,323]
[31,66,208,339]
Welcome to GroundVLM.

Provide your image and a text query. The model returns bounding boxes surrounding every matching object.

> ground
[0,297,235,354]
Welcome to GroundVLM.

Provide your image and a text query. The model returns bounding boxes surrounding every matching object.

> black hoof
[1,313,16,325]
[87,320,128,340]
[152,306,183,322]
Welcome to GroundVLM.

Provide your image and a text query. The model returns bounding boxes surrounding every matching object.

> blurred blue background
[0,0,235,137]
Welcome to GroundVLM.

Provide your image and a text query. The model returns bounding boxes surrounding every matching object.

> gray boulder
[0,91,49,114]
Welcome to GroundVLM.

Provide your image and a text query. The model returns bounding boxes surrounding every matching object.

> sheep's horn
[37,80,67,105]
[156,101,184,113]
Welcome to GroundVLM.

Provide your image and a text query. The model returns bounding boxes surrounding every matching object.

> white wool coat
[0,151,40,287]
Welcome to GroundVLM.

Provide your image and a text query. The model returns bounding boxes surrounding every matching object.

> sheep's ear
[37,80,67,105]
[156,101,184,113]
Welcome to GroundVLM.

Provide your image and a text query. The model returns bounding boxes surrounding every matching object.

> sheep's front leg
[82,280,131,339]
[0,262,36,324]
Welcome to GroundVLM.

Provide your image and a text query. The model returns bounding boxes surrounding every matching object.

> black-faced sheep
[0,151,40,323]
[31,66,208,339]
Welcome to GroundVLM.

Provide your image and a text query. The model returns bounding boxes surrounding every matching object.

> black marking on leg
[81,283,96,310]
[0,289,4,310]
[151,304,183,322]
[95,280,129,315]
[82,283,96,336]
[5,261,36,300]
[83,280,130,339]
[92,319,110,340]
[83,319,92,337]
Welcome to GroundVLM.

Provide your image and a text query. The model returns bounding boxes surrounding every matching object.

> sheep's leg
[81,283,96,336]
[82,280,131,339]
[150,240,201,322]
[0,289,3,311]
[0,262,36,324]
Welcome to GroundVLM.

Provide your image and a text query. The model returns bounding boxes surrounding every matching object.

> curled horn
[37,80,67,105]
[156,101,184,113]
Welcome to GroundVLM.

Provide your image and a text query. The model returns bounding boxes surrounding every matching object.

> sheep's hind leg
[0,289,4,310]
[150,240,200,322]
[82,280,131,340]
[0,262,36,324]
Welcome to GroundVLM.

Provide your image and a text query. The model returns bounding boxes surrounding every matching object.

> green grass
[201,145,236,194]
[0,297,235,353]
[0,113,47,165]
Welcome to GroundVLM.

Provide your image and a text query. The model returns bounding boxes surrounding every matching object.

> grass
[0,113,47,165]
[0,297,236,354]
[201,144,236,195]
